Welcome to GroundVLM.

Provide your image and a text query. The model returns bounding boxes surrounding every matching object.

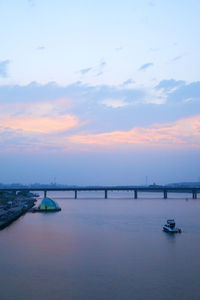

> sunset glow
[0,114,79,133]
[0,0,200,184]
[68,115,200,148]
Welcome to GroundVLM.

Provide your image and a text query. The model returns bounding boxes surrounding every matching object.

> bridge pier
[134,190,138,199]
[75,190,77,199]
[105,190,108,199]
[192,191,197,199]
[44,190,47,198]
[164,190,168,199]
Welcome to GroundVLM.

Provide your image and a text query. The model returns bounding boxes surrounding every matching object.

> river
[0,192,200,300]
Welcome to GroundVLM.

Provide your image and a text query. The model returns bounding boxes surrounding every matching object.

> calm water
[1,192,200,300]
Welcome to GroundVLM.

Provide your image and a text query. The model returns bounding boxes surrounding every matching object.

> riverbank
[0,197,37,230]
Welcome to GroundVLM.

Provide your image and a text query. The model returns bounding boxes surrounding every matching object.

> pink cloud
[67,115,200,148]
[0,98,80,134]
[0,114,79,133]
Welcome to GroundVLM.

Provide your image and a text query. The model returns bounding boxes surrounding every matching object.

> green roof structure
[39,197,61,211]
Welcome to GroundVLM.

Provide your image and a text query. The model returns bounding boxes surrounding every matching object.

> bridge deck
[0,186,199,192]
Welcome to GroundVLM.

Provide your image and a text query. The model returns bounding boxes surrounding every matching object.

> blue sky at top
[1,0,200,85]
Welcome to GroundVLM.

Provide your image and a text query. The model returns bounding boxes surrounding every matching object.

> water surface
[0,193,200,300]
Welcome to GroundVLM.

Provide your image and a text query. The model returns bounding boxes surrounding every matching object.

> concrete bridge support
[134,190,138,199]
[75,190,77,199]
[192,191,197,199]
[105,190,108,199]
[164,190,168,199]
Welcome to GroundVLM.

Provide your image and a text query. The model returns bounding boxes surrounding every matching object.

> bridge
[0,186,200,199]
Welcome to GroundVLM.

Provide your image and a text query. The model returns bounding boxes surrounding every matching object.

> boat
[33,193,40,197]
[163,219,182,233]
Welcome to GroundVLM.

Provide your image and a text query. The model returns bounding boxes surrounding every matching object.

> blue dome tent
[33,197,61,212]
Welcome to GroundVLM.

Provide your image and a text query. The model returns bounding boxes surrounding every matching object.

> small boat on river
[163,219,182,233]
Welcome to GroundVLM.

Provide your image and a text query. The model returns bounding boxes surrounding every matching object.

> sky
[0,0,200,185]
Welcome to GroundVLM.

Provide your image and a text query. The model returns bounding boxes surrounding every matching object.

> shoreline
[0,198,36,230]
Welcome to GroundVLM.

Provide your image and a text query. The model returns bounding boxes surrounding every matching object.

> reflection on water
[0,193,200,300]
